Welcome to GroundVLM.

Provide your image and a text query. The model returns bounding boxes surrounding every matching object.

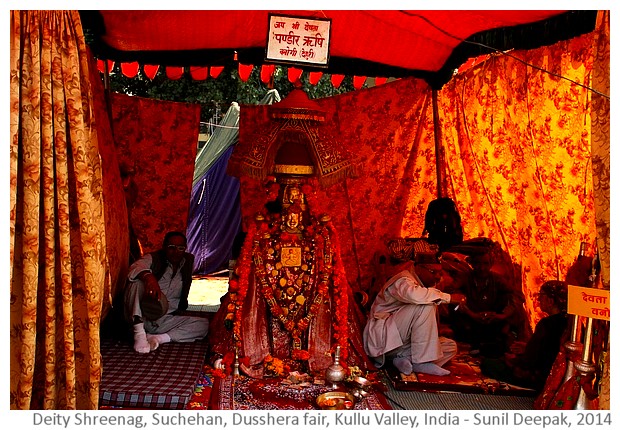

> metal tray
[315,391,355,410]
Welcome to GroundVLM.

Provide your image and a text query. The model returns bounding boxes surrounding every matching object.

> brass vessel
[325,346,346,389]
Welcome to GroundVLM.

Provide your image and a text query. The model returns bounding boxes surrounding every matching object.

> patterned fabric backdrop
[438,31,598,328]
[588,10,610,410]
[239,78,435,293]
[110,93,200,253]
[238,25,602,333]
[10,11,110,409]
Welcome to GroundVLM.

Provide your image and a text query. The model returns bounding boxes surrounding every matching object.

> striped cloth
[99,338,209,409]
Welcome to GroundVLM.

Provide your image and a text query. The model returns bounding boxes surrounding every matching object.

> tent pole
[101,59,115,136]
[103,59,110,92]
[432,89,443,199]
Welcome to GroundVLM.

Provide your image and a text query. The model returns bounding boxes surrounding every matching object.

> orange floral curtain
[438,28,599,328]
[590,10,610,410]
[10,11,111,409]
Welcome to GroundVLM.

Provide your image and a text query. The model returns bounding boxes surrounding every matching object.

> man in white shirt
[125,231,209,353]
[363,254,465,376]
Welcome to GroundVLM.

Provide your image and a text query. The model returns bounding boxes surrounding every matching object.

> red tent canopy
[81,10,597,88]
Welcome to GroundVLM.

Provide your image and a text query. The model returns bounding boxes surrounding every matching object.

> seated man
[480,280,569,391]
[363,254,465,376]
[451,251,524,355]
[125,231,209,353]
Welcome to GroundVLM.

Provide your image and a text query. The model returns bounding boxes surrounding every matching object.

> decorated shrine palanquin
[208,179,375,378]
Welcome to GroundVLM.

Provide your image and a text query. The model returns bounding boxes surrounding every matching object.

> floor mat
[99,339,209,409]
[384,347,536,397]
[209,374,392,410]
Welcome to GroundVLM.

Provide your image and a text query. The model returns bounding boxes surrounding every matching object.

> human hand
[144,275,162,300]
[487,312,506,323]
[450,293,467,308]
[480,311,504,323]
[471,311,487,323]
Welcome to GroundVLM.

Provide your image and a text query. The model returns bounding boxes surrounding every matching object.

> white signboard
[266,14,331,67]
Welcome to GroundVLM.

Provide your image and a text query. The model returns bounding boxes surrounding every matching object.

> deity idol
[209,180,373,378]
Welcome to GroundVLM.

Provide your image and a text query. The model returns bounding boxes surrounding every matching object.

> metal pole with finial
[233,348,240,377]
[561,314,582,384]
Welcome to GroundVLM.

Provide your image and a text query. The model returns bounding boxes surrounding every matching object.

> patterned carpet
[100,281,535,411]
[185,365,535,410]
[208,373,391,410]
[383,343,537,397]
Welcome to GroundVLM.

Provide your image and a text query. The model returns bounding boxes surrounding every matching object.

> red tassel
[210,66,224,79]
[353,76,367,90]
[287,67,303,86]
[309,71,323,85]
[143,65,159,80]
[190,66,209,80]
[121,62,139,78]
[238,64,254,82]
[331,74,345,88]
[166,66,184,80]
[260,64,275,84]
[374,77,388,86]
[97,59,115,74]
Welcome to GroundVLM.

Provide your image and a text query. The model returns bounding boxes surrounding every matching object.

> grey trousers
[124,280,209,343]
[385,303,457,366]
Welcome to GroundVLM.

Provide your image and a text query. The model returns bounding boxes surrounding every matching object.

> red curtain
[110,93,200,253]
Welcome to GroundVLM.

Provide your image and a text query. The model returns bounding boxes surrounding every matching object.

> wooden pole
[432,89,442,199]
[103,59,110,91]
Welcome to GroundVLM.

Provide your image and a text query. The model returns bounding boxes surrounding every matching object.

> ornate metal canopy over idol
[228,88,358,187]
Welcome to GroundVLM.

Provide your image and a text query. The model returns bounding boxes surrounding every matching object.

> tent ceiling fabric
[81,10,597,88]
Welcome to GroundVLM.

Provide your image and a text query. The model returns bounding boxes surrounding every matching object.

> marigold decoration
[265,175,279,201]
[291,349,311,361]
[325,219,350,361]
[227,177,352,369]
[264,354,288,376]
[225,220,257,350]
[211,368,227,379]
[252,209,333,352]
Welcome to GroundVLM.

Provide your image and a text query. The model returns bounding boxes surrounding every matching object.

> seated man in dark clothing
[451,251,524,356]
[480,280,569,391]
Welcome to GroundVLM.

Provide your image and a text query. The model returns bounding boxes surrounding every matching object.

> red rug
[209,374,392,410]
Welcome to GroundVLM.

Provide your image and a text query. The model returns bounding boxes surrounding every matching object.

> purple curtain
[187,146,241,274]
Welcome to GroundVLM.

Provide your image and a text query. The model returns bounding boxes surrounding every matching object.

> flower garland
[252,213,332,353]
[302,178,350,360]
[324,219,350,361]
[227,176,352,370]
[265,175,279,201]
[225,219,258,351]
